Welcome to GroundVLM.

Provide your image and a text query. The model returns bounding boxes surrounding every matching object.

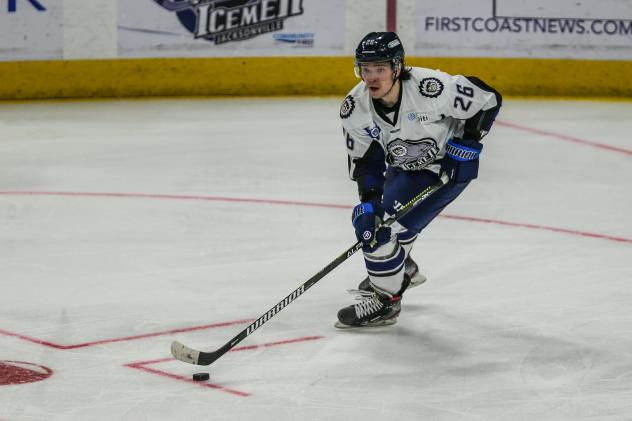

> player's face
[359,62,397,99]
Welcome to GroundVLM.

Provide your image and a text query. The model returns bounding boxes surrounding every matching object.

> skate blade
[409,274,427,288]
[334,318,398,329]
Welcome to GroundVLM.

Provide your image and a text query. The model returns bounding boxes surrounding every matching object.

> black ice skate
[357,256,426,293]
[335,289,403,329]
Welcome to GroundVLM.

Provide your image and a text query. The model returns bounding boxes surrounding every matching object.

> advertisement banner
[495,0,632,21]
[118,0,345,58]
[415,0,632,60]
[0,0,63,61]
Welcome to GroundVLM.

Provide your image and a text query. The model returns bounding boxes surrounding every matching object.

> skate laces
[353,293,384,318]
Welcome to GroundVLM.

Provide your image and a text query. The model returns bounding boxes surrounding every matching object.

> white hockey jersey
[340,67,499,178]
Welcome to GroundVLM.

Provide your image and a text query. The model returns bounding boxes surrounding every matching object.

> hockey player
[336,32,502,328]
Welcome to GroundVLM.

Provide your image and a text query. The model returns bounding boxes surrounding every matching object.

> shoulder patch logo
[340,95,355,119]
[363,125,381,140]
[419,77,444,98]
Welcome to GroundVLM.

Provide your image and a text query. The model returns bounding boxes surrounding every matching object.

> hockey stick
[171,172,450,366]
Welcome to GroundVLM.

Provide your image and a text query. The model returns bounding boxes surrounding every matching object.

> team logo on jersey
[152,0,304,44]
[386,137,439,171]
[340,95,355,119]
[363,125,380,140]
[419,77,444,98]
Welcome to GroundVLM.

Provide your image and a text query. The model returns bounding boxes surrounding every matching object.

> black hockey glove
[441,138,483,184]
[351,201,391,251]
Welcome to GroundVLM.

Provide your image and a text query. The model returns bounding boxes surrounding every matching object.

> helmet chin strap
[378,66,400,101]
[382,78,397,98]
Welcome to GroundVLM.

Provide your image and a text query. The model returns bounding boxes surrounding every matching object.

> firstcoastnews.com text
[424,16,632,37]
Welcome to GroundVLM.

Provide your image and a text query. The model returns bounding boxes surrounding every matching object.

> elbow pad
[357,175,383,203]
[350,142,386,202]
[463,76,502,140]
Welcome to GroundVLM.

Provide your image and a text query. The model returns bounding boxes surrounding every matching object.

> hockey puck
[192,372,210,382]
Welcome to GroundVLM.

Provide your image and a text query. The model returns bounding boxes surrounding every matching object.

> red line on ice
[0,328,66,350]
[439,214,632,244]
[125,335,324,397]
[496,120,632,156]
[126,364,251,397]
[0,190,350,209]
[128,336,325,368]
[229,335,324,352]
[0,319,252,350]
[0,191,629,244]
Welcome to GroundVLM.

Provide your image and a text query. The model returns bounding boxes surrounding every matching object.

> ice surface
[0,97,631,420]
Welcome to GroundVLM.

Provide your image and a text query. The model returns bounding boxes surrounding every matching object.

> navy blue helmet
[355,32,405,66]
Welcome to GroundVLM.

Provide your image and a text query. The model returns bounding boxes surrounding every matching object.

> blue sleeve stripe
[446,139,482,162]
